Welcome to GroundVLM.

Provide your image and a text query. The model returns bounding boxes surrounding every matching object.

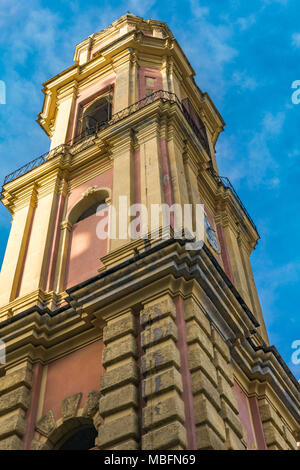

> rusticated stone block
[194,395,226,442]
[143,394,185,431]
[0,411,27,439]
[83,391,101,418]
[0,386,31,416]
[224,426,246,450]
[184,298,211,337]
[141,341,180,375]
[220,401,243,438]
[186,320,214,359]
[211,329,231,363]
[108,439,139,450]
[36,410,56,437]
[142,421,187,450]
[103,313,137,345]
[213,349,234,386]
[196,424,226,450]
[142,367,183,399]
[0,365,33,395]
[191,370,221,411]
[102,336,138,367]
[258,402,284,433]
[100,360,139,393]
[0,435,23,450]
[261,421,287,450]
[31,438,52,450]
[97,413,139,448]
[283,425,297,450]
[218,374,239,414]
[268,443,282,450]
[61,393,82,421]
[99,384,138,417]
[188,343,218,387]
[140,297,176,327]
[141,318,177,350]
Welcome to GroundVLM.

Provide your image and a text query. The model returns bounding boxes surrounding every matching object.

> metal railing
[181,104,211,157]
[2,90,181,189]
[1,89,257,235]
[209,167,258,234]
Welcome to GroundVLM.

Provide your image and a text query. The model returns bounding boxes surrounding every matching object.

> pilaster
[0,363,33,450]
[140,295,187,450]
[98,309,140,450]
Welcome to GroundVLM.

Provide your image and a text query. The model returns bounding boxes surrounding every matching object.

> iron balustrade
[1,89,257,235]
[209,167,258,234]
[2,90,180,188]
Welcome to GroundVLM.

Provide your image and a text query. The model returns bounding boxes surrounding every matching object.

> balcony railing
[2,90,214,189]
[1,90,257,235]
[209,167,258,234]
[2,91,180,189]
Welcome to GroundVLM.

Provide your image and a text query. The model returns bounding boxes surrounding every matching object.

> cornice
[231,337,300,428]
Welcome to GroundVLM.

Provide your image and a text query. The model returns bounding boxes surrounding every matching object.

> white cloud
[246,111,285,186]
[291,32,300,48]
[236,14,256,31]
[262,111,285,135]
[180,1,237,99]
[189,0,209,18]
[217,111,285,189]
[262,0,288,5]
[254,260,300,327]
[127,0,157,16]
[232,71,259,91]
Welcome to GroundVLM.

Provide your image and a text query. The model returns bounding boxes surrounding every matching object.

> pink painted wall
[65,210,107,289]
[66,166,113,213]
[67,75,116,142]
[42,340,104,422]
[138,67,163,99]
[64,167,113,289]
[217,224,234,283]
[233,382,257,449]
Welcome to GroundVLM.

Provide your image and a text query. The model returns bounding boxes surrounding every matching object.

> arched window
[56,425,98,450]
[78,95,112,139]
[64,188,110,290]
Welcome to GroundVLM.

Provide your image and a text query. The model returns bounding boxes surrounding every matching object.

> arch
[56,424,98,450]
[60,186,111,290]
[78,93,112,138]
[31,391,100,450]
[66,187,111,226]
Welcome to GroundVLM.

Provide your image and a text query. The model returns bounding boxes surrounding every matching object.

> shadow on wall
[65,210,108,290]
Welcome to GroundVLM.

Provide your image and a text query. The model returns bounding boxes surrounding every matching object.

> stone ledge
[100,360,139,394]
[142,421,187,450]
[0,434,23,450]
[142,367,183,399]
[99,384,138,417]
[0,365,33,396]
[143,393,185,431]
[0,386,31,416]
[103,313,137,345]
[141,341,180,375]
[98,413,139,449]
[140,297,176,327]
[102,335,138,367]
[141,317,177,350]
[0,411,27,440]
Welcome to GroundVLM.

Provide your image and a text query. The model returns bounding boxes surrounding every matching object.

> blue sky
[0,0,299,377]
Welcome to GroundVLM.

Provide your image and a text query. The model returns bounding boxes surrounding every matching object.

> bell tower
[0,14,298,451]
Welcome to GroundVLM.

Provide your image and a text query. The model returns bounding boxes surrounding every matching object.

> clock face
[204,215,220,252]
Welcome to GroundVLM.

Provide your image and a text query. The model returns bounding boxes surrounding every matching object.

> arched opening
[78,95,112,139]
[64,189,110,289]
[56,425,98,450]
